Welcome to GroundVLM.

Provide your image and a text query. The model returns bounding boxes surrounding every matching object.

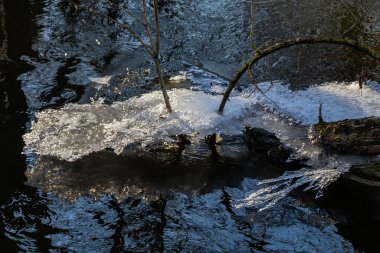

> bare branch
[69,0,153,57]
[68,0,172,113]
[249,0,259,52]
[218,36,380,114]
[246,67,280,109]
[153,0,160,54]
[105,0,144,24]
[141,0,156,54]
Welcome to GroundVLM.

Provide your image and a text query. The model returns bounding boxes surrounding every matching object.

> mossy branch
[218,37,380,114]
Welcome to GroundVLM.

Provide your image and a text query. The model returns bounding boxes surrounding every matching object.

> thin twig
[339,0,360,24]
[264,57,275,93]
[246,67,280,110]
[153,0,160,54]
[343,22,356,36]
[141,0,156,53]
[249,0,259,52]
[105,0,144,24]
[70,0,153,57]
[296,49,301,73]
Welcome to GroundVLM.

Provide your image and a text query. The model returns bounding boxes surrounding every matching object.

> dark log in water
[315,116,380,155]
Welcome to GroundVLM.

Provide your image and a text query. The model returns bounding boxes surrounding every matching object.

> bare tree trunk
[153,56,172,113]
[70,0,173,113]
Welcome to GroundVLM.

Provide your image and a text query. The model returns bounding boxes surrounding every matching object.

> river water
[1,0,380,252]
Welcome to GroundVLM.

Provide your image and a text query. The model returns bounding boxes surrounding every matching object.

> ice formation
[23,67,380,211]
[227,167,345,213]
[23,88,251,161]
[23,73,380,163]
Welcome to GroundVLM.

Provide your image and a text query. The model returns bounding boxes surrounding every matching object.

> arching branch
[218,37,380,114]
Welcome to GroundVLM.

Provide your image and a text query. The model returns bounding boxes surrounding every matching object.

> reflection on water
[25,142,293,202]
[25,152,226,201]
[1,184,356,252]
[1,0,380,252]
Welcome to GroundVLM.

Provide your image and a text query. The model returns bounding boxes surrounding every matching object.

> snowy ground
[253,80,380,125]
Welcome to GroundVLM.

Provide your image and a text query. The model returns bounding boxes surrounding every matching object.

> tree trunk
[153,57,172,113]
[314,116,380,155]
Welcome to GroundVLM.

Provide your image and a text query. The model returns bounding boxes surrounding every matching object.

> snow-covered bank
[253,80,380,125]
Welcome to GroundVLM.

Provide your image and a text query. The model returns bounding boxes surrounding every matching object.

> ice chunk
[227,166,346,213]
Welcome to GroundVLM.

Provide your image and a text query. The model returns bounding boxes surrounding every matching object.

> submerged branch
[218,37,380,114]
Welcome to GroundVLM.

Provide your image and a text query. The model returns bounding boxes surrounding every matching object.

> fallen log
[314,116,380,155]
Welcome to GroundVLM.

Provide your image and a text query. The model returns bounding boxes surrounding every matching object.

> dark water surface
[0,0,38,250]
[1,0,380,252]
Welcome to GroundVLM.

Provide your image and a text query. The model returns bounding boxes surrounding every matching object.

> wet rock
[244,126,295,165]
[25,126,305,203]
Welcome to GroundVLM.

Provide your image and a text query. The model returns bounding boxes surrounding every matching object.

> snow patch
[251,81,380,125]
